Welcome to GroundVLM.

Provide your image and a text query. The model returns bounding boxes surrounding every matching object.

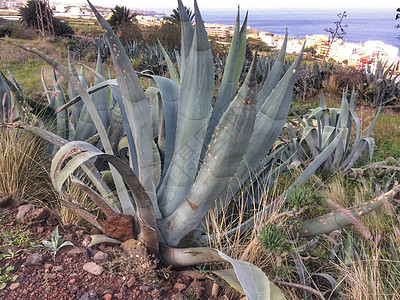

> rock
[126,276,136,288]
[52,265,64,272]
[103,294,112,300]
[82,235,92,247]
[173,282,187,292]
[16,204,34,220]
[141,285,151,292]
[9,196,24,208]
[151,289,160,296]
[119,239,147,259]
[30,208,50,221]
[64,233,74,242]
[171,293,187,300]
[46,214,58,226]
[2,245,18,254]
[0,194,12,207]
[44,263,53,270]
[83,262,103,275]
[68,284,79,294]
[79,290,100,300]
[93,251,108,263]
[24,253,44,266]
[9,282,20,290]
[178,270,207,280]
[68,247,84,256]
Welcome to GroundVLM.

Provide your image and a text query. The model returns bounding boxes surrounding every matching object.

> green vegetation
[36,226,73,261]
[0,266,18,290]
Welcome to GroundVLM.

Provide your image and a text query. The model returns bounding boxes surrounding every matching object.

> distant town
[1,0,399,74]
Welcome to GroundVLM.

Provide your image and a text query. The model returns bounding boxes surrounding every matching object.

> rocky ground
[0,194,236,300]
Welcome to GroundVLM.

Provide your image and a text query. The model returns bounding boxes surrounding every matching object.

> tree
[164,5,194,25]
[19,0,74,37]
[108,5,133,30]
[108,5,142,44]
[323,11,347,61]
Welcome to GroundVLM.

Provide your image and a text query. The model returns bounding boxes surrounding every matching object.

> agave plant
[284,88,380,175]
[362,60,400,107]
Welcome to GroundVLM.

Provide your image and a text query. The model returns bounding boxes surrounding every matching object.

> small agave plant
[283,88,380,175]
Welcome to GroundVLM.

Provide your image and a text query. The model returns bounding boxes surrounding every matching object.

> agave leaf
[68,49,82,126]
[213,268,286,300]
[89,234,122,246]
[232,11,248,94]
[92,49,109,129]
[158,40,180,86]
[4,40,134,215]
[177,0,194,75]
[160,55,257,245]
[227,46,304,201]
[256,30,288,112]
[299,184,400,237]
[202,8,243,160]
[157,1,214,217]
[50,140,158,253]
[0,71,11,121]
[217,251,278,300]
[2,74,54,121]
[88,1,158,216]
[51,70,69,140]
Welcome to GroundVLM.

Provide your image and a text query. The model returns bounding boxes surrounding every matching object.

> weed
[0,248,22,260]
[0,265,18,290]
[100,248,171,288]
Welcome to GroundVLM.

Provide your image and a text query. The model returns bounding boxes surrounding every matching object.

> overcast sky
[84,0,398,10]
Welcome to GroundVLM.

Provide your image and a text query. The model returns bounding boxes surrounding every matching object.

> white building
[364,40,399,64]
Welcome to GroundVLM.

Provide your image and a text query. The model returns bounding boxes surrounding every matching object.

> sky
[82,0,398,11]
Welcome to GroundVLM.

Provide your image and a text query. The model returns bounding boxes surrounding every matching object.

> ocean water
[200,7,400,47]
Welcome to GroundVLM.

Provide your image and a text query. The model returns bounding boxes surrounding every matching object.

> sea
[198,7,400,48]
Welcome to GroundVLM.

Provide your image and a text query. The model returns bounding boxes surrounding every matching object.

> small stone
[68,247,83,256]
[16,204,34,220]
[64,233,74,242]
[24,253,44,266]
[46,215,58,226]
[44,263,53,270]
[103,294,112,300]
[0,194,12,207]
[93,251,108,263]
[171,293,187,300]
[2,245,18,254]
[9,282,20,290]
[83,262,103,275]
[141,285,151,292]
[151,289,160,296]
[69,278,76,284]
[79,290,100,300]
[173,282,186,292]
[53,265,64,272]
[9,196,24,208]
[68,284,79,294]
[30,208,50,221]
[120,239,147,258]
[126,276,136,288]
[82,235,92,247]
